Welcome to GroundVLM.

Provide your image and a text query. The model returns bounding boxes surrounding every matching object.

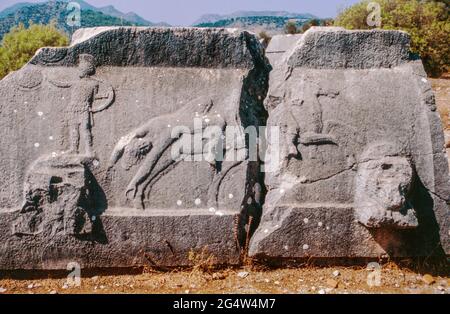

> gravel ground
[431,76,450,168]
[0,263,449,294]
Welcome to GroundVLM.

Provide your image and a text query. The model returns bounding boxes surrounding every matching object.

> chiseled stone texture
[249,27,450,260]
[0,27,270,269]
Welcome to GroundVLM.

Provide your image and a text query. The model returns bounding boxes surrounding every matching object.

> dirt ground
[0,77,449,295]
[0,262,449,294]
[432,76,450,168]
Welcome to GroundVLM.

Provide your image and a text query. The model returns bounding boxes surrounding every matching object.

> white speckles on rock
[303,218,309,224]
[303,244,309,250]
[34,143,40,148]
[176,200,183,206]
[48,136,54,141]
[318,222,323,227]
[194,198,201,206]
[263,229,269,233]
[228,193,234,199]
[215,211,224,216]
[37,111,43,116]
[208,207,216,213]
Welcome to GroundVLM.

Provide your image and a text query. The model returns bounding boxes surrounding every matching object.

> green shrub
[258,31,272,48]
[284,20,298,34]
[0,22,69,79]
[334,0,450,77]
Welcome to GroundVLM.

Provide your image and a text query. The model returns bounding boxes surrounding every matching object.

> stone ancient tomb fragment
[0,27,448,269]
[0,27,269,269]
[250,27,450,260]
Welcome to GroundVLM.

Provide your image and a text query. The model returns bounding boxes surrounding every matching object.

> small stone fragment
[212,273,226,280]
[332,270,340,277]
[422,274,435,285]
[326,279,339,289]
[237,271,249,279]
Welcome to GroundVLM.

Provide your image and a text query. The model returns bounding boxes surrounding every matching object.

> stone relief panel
[0,27,270,269]
[250,27,450,260]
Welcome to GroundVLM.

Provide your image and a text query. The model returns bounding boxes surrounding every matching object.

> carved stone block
[249,27,450,260]
[0,27,270,269]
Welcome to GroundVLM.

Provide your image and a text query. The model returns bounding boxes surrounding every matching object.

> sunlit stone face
[355,148,418,229]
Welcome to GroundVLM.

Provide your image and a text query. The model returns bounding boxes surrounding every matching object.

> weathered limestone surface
[0,27,270,269]
[0,26,448,269]
[249,27,450,260]
[265,34,302,66]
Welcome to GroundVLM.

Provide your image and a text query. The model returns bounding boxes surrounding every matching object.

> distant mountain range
[0,2,319,42]
[0,0,169,41]
[193,11,317,25]
[193,11,318,35]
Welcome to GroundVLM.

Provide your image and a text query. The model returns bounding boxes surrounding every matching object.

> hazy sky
[0,0,361,25]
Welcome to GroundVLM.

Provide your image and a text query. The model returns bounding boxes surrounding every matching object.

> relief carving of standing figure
[49,54,115,156]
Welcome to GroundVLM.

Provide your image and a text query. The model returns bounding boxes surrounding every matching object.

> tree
[334,0,450,77]
[0,22,69,79]
[300,18,321,33]
[258,31,272,48]
[285,20,298,34]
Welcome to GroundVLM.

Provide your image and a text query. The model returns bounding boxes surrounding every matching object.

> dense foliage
[0,23,69,79]
[334,0,450,77]
[0,1,141,42]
